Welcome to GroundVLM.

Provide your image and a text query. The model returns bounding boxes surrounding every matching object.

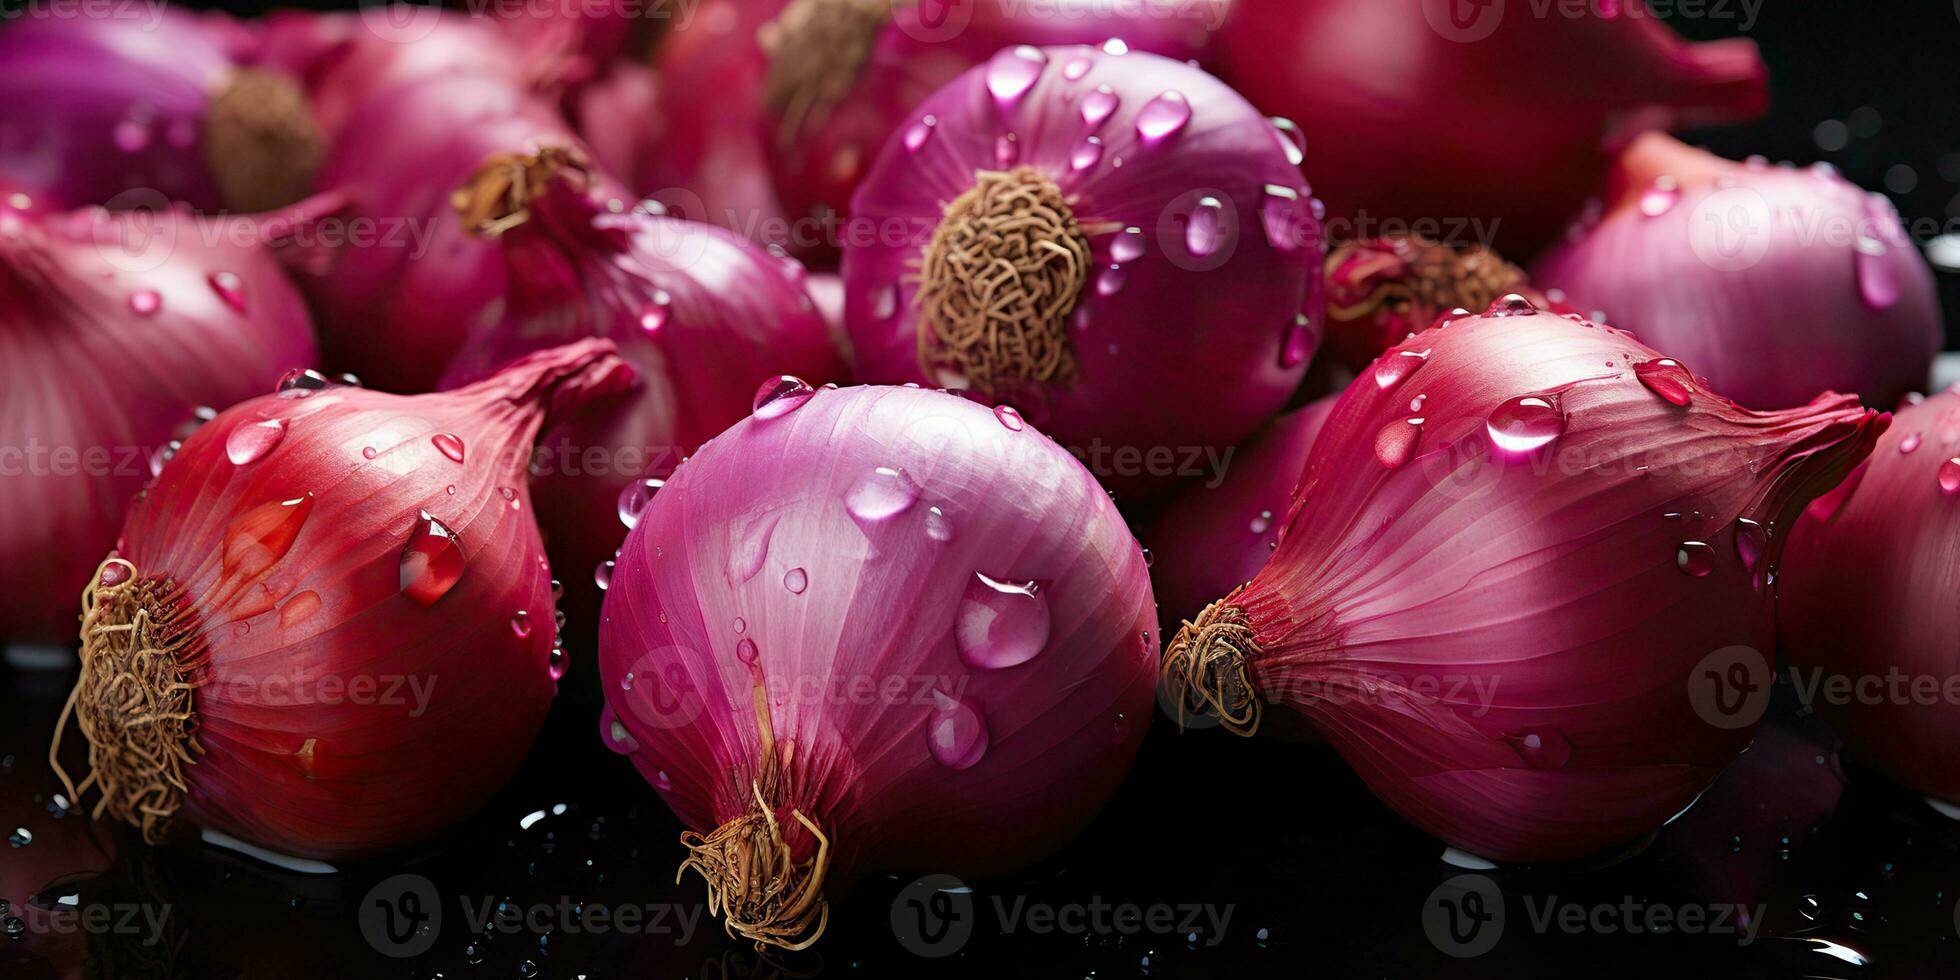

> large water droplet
[1506,726,1572,769]
[1635,358,1694,406]
[1374,417,1423,469]
[955,573,1051,669]
[924,505,955,542]
[1855,236,1900,310]
[225,418,286,465]
[1675,541,1717,577]
[1096,265,1127,296]
[1070,136,1104,172]
[927,689,989,769]
[985,45,1046,104]
[784,567,808,594]
[594,560,614,591]
[903,115,935,152]
[1899,432,1921,454]
[1110,226,1145,263]
[222,494,315,579]
[845,466,919,523]
[1487,293,1537,317]
[276,368,331,397]
[1135,91,1191,143]
[431,432,465,463]
[994,405,1025,431]
[1269,117,1306,167]
[1733,518,1767,569]
[1080,85,1119,131]
[1372,348,1429,390]
[1638,176,1680,217]
[1062,54,1093,81]
[617,477,664,529]
[128,290,161,316]
[1486,395,1564,453]
[400,511,465,606]
[752,375,816,419]
[735,637,759,666]
[727,512,780,584]
[1184,197,1226,259]
[1260,185,1305,251]
[1939,457,1960,495]
[1280,313,1315,368]
[207,271,246,313]
[601,706,639,754]
[278,590,321,630]
[510,610,533,638]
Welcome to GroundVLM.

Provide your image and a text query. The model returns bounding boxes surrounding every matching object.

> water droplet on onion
[845,466,919,523]
[431,432,465,463]
[1135,90,1191,143]
[927,689,989,769]
[955,573,1051,669]
[1675,541,1717,577]
[1111,226,1145,263]
[616,478,664,529]
[1486,395,1564,453]
[985,45,1046,104]
[1096,265,1127,296]
[1184,197,1226,259]
[784,567,808,594]
[1372,348,1429,390]
[1899,432,1921,454]
[225,418,286,465]
[400,510,465,606]
[1733,518,1767,570]
[752,375,816,419]
[1634,358,1695,406]
[1638,176,1680,217]
[903,115,936,152]
[208,271,246,312]
[1080,85,1119,130]
[510,610,533,638]
[128,289,161,316]
[1374,417,1423,469]
[1070,136,1104,171]
[1269,116,1306,166]
[1939,457,1960,495]
[994,405,1025,431]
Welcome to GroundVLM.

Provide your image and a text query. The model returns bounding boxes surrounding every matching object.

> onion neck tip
[1161,599,1264,737]
[677,780,832,951]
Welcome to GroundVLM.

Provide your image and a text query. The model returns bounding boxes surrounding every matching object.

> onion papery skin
[1324,236,1575,372]
[1218,0,1768,256]
[843,46,1322,499]
[440,153,847,660]
[300,74,620,394]
[758,0,1226,250]
[1781,387,1960,803]
[0,195,318,645]
[0,9,322,214]
[66,341,635,860]
[598,385,1157,947]
[1534,133,1944,411]
[1147,396,1335,626]
[1170,303,1885,863]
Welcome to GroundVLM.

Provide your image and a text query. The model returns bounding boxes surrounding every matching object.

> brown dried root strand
[1161,599,1264,737]
[679,780,832,951]
[915,167,1090,395]
[451,145,591,239]
[203,67,324,214]
[1325,236,1526,326]
[758,0,895,145]
[51,558,207,844]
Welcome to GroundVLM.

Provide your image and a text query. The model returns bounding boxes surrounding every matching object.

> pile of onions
[843,46,1323,497]
[0,191,317,646]
[1323,235,1573,372]
[1163,297,1885,862]
[0,9,321,213]
[1534,133,1944,410]
[298,73,619,393]
[599,384,1156,948]
[51,341,634,860]
[1218,0,1769,255]
[440,147,846,646]
[638,0,1224,252]
[1780,386,1960,806]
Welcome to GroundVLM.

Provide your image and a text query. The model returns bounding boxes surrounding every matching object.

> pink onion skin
[1780,387,1960,803]
[0,195,318,646]
[300,75,619,394]
[1147,396,1335,626]
[843,47,1323,498]
[762,0,1227,243]
[598,385,1157,900]
[0,10,236,210]
[100,342,634,859]
[1534,134,1944,411]
[440,161,847,652]
[1183,302,1885,863]
[1218,0,1768,256]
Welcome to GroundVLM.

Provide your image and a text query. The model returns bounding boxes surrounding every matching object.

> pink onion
[1534,133,1944,411]
[1324,235,1576,372]
[1218,0,1769,255]
[1163,296,1885,863]
[598,384,1157,949]
[1146,395,1336,625]
[1780,386,1960,804]
[440,148,847,652]
[298,74,619,394]
[843,46,1323,497]
[53,342,635,859]
[0,9,322,213]
[0,192,318,646]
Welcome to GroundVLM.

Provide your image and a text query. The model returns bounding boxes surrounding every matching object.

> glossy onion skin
[1225,306,1883,863]
[0,196,317,645]
[843,46,1322,498]
[1781,388,1960,803]
[598,386,1157,888]
[1535,134,1944,411]
[110,342,633,858]
[1218,0,1769,255]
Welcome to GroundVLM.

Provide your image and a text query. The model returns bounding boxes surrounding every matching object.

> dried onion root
[1161,596,1264,737]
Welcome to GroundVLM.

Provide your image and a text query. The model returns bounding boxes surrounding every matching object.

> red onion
[1218,0,1769,254]
[1781,386,1960,805]
[1534,133,1945,410]
[1324,235,1574,372]
[1163,297,1885,863]
[598,384,1156,948]
[50,341,635,860]
[299,74,617,393]
[843,46,1323,497]
[1147,395,1335,625]
[0,192,318,646]
[440,148,847,649]
[0,9,322,213]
